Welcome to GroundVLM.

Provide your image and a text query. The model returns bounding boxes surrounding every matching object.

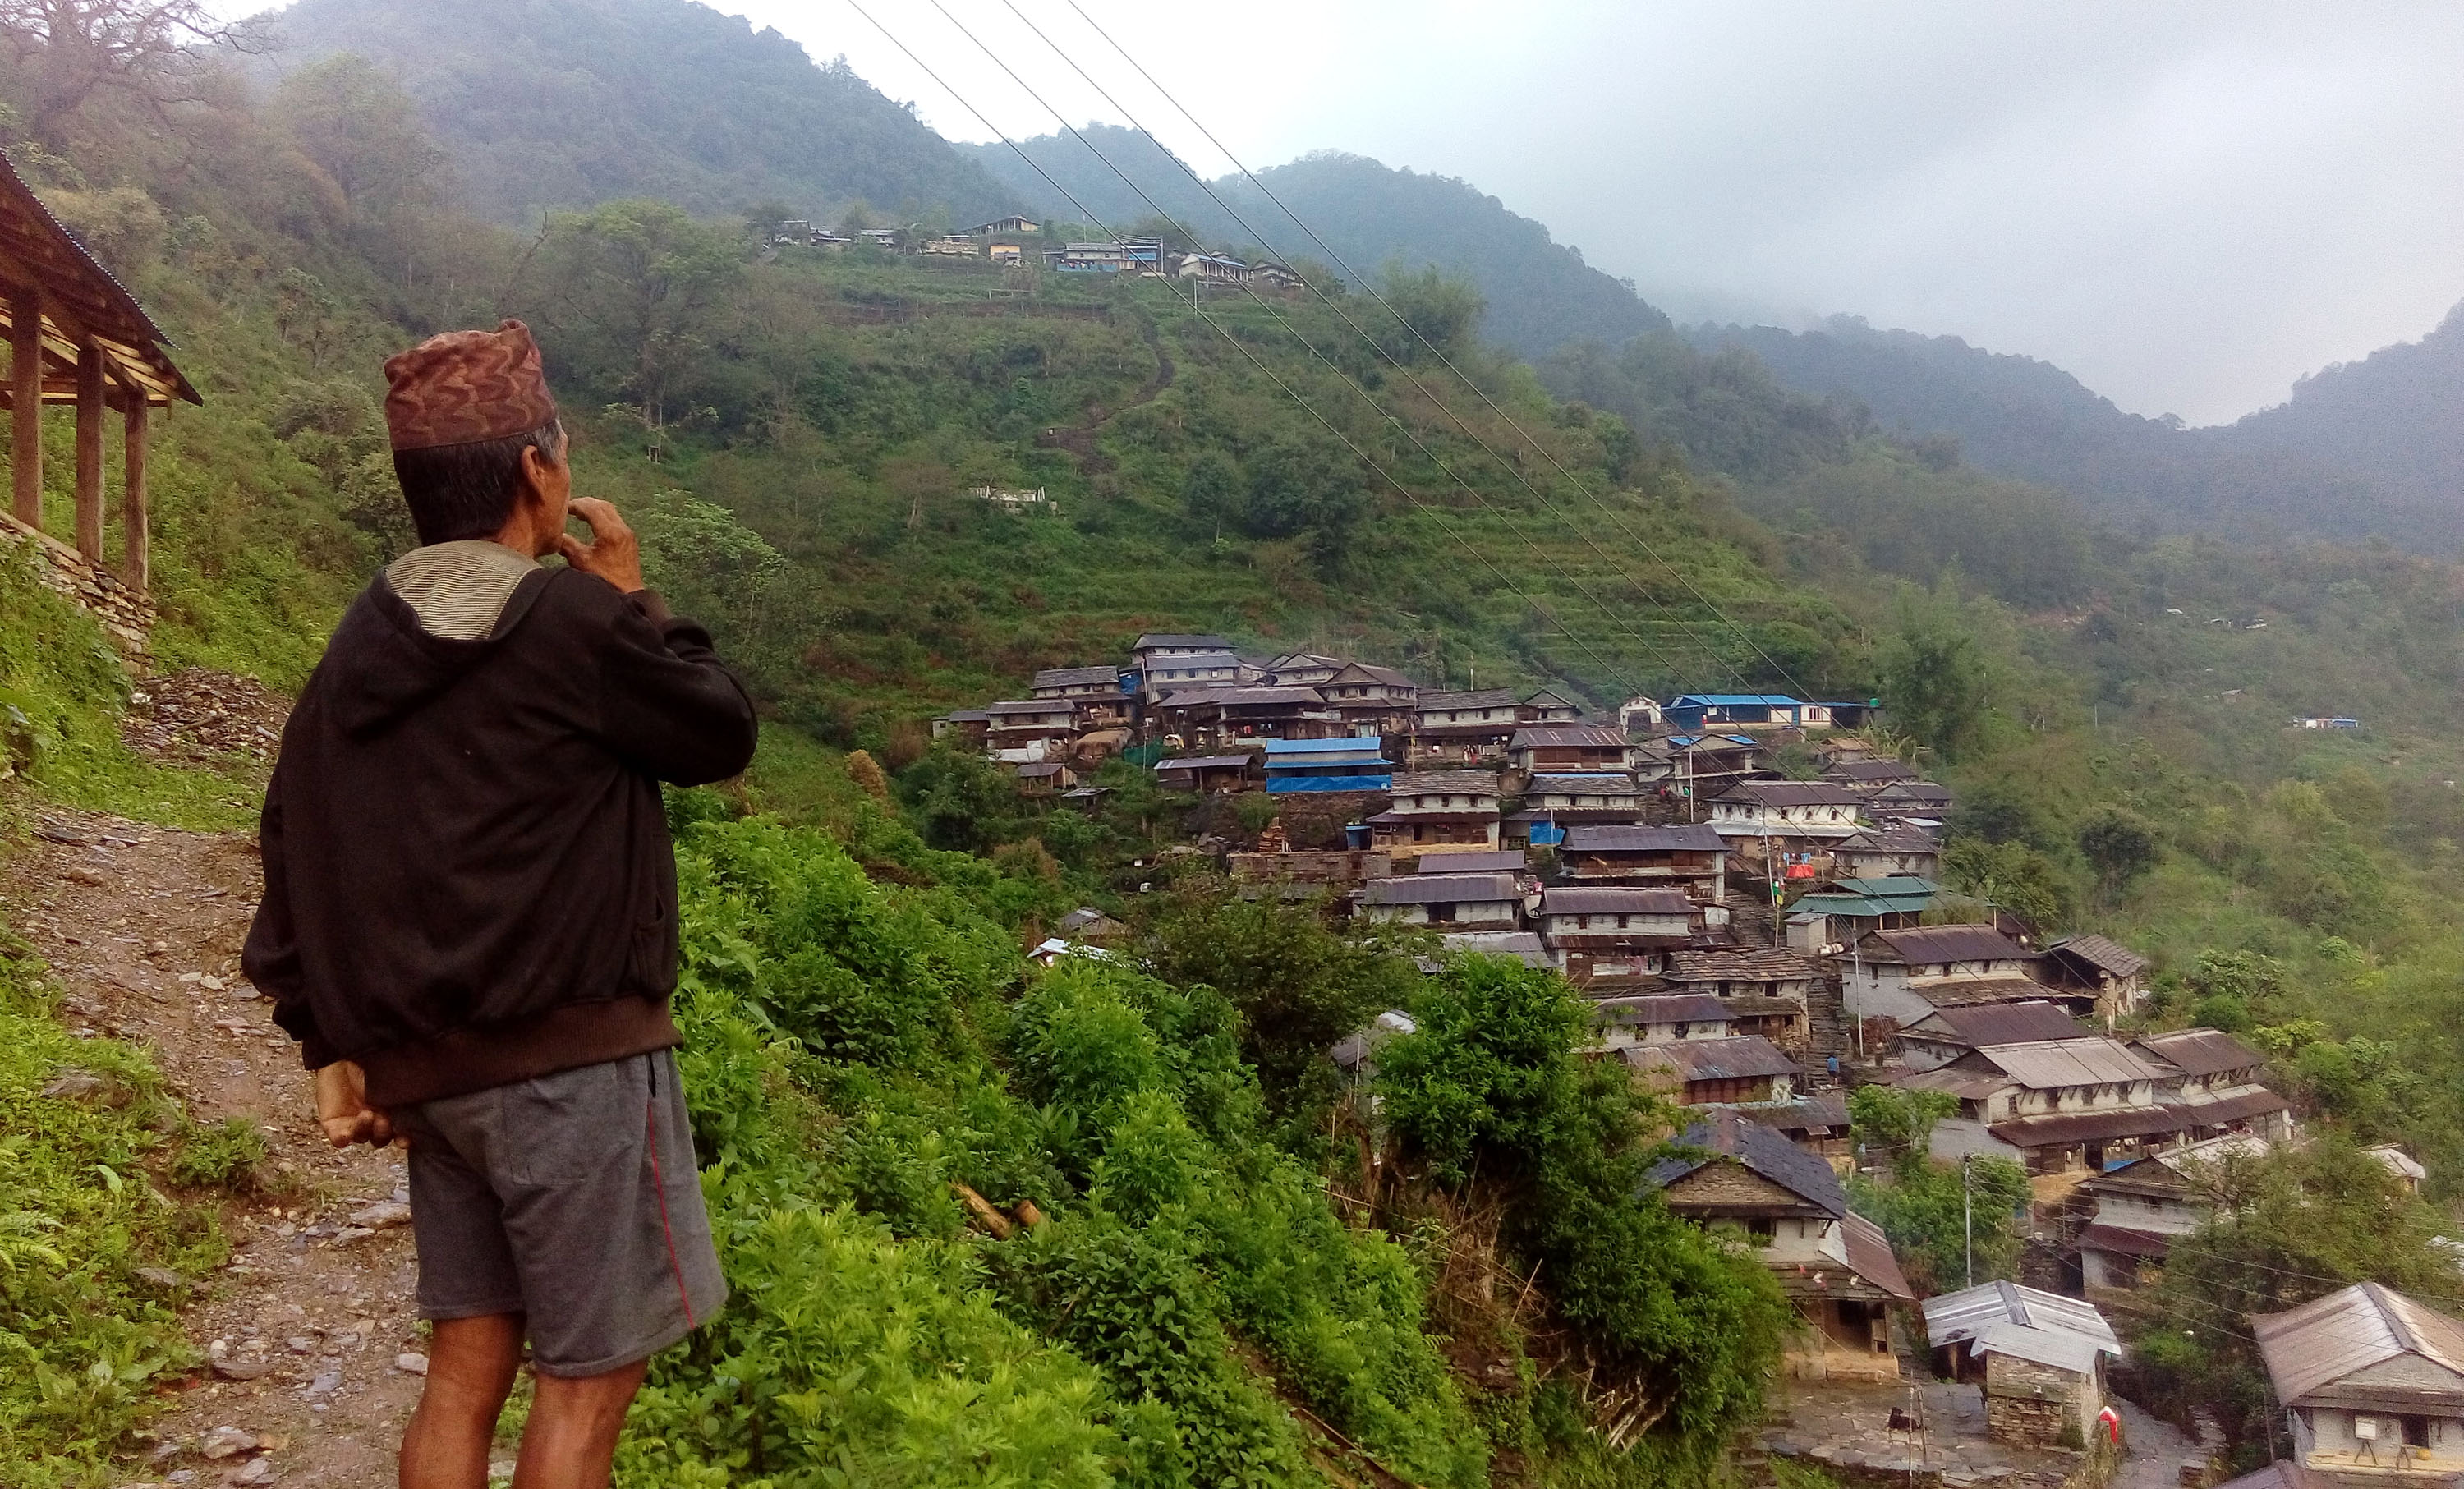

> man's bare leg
[401,1313,524,1489]
[510,1359,650,1489]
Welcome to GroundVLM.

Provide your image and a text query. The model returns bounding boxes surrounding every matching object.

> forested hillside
[259,0,1018,224]
[1683,315,2464,552]
[966,132,1675,359]
[11,2,2464,1486]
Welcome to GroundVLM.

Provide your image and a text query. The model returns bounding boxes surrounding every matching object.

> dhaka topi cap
[382,319,559,453]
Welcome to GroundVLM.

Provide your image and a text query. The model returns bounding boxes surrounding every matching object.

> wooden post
[75,338,105,561]
[122,393,149,593]
[11,287,39,527]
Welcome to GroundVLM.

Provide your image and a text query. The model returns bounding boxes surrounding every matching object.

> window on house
[2403,1416,2431,1448]
[1428,904,1456,925]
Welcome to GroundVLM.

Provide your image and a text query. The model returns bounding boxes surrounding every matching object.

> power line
[1050,0,1819,702]
[913,0,1690,700]
[991,0,1752,694]
[840,0,1652,701]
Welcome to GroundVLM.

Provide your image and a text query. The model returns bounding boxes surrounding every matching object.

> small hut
[0,149,200,608]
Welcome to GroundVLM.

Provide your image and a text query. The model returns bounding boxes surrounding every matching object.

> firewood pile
[122,669,289,764]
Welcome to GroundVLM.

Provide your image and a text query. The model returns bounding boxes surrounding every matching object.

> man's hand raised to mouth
[558,497,647,595]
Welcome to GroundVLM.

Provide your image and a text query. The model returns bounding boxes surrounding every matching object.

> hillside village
[761,213,1312,289]
[935,633,2439,1478]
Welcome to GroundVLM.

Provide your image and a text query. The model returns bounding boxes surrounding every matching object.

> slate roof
[1824,758,1922,784]
[986,698,1073,716]
[1563,824,1728,853]
[1155,754,1255,772]
[1713,781,1864,807]
[1870,925,2030,965]
[1418,687,1519,711]
[1591,993,1734,1027]
[1664,949,1819,981]
[1388,770,1504,796]
[1832,827,1942,853]
[1528,774,1646,794]
[2045,933,2151,980]
[1646,1107,1846,1217]
[2254,1282,2464,1410]
[1133,632,1232,650]
[1034,665,1120,689]
[1904,1001,2086,1048]
[1437,931,1551,968]
[1708,1091,1852,1134]
[2135,1027,2267,1078]
[1360,873,1522,906]
[1625,1034,1801,1084]
[1165,685,1326,708]
[1542,888,1697,916]
[1911,975,2076,1009]
[1414,851,1527,874]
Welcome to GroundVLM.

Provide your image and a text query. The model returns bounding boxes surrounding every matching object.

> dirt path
[4,807,462,1489]
[1042,309,1177,476]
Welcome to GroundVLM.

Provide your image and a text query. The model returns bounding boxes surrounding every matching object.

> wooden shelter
[0,149,200,595]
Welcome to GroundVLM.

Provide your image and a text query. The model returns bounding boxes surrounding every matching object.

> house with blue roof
[1264,736,1392,793]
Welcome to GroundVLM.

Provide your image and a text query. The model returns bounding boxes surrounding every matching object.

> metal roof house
[2253,1282,2464,1482]
[1923,1280,2122,1450]
[1263,735,1392,793]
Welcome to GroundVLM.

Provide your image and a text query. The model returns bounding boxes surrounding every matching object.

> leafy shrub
[167,1117,269,1192]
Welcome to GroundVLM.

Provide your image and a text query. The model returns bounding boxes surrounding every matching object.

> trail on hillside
[6,801,445,1488]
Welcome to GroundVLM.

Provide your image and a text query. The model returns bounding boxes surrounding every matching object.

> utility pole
[1962,1153,1975,1288]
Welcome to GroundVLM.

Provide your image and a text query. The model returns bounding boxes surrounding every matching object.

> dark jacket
[242,565,758,1108]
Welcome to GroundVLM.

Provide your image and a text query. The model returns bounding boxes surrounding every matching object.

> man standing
[244,321,759,1489]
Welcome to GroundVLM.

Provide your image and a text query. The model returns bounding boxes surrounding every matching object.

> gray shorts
[393,1049,726,1376]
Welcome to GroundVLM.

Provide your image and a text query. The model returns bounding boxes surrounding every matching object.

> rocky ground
[2,805,513,1489]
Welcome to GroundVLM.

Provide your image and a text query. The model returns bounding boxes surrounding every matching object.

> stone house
[1506,724,1630,778]
[1827,826,1942,881]
[1661,948,1818,1049]
[1411,687,1521,764]
[1358,871,1523,930]
[2038,934,2153,1019]
[1558,824,1729,905]
[1892,1036,2180,1174]
[1923,1281,2122,1450]
[1538,886,1699,980]
[1365,770,1503,854]
[1623,1034,1800,1105]
[2251,1282,2464,1482]
[1840,924,2060,1030]
[1589,992,1736,1052]
[2062,1133,2273,1294]
[1647,1109,1912,1378]
[1897,1000,2088,1073]
[2131,1028,2296,1144]
[1507,772,1649,845]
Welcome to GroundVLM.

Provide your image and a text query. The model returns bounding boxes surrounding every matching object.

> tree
[1179,449,1242,537]
[273,54,448,246]
[533,200,744,454]
[1374,261,1485,363]
[1877,584,1996,759]
[1847,1086,2029,1291]
[1242,439,1369,560]
[2134,1137,2456,1470]
[1940,839,2069,935]
[2078,807,2159,907]
[0,0,266,150]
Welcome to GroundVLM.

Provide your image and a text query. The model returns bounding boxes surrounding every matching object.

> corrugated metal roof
[1625,1034,1801,1084]
[2255,1283,2464,1409]
[1034,665,1119,688]
[1437,931,1550,968]
[1905,1001,2085,1047]
[1133,632,1232,650]
[1832,877,1941,896]
[1841,1211,1915,1300]
[1543,888,1696,915]
[1890,1064,2013,1101]
[986,698,1073,716]
[1708,1091,1851,1134]
[1924,1280,2121,1362]
[1646,1107,1846,1216]
[1873,925,2030,965]
[1360,872,1521,906]
[1714,781,1864,807]
[2046,933,2151,979]
[1825,759,1922,784]
[2135,1028,2265,1078]
[1978,1037,2166,1089]
[1988,1105,2191,1147]
[1510,724,1628,749]
[1156,754,1254,771]
[1913,975,2074,1009]
[1266,735,1386,754]
[1564,824,1727,853]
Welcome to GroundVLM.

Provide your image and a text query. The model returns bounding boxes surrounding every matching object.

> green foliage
[2077,807,2160,907]
[2133,1137,2457,1468]
[1847,1086,2029,1294]
[1938,839,2071,934]
[0,946,224,1487]
[165,1118,268,1192]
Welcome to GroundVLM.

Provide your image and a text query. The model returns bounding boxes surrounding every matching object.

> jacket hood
[326,570,553,738]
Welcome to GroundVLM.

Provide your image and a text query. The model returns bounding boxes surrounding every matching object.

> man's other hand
[315,1060,396,1149]
[558,497,647,595]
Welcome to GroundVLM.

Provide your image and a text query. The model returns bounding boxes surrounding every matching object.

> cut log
[950,1182,1014,1239]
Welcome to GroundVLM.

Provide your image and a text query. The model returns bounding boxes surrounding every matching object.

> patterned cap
[382,320,559,452]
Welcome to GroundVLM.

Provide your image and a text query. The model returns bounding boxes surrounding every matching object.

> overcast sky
[343,0,2464,425]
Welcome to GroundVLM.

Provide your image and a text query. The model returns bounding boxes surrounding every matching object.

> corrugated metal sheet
[1905,1001,2085,1047]
[1625,1034,1801,1083]
[2254,1283,2464,1409]
[2046,933,2150,979]
[1415,851,1526,874]
[2135,1028,2265,1078]
[1924,1280,2121,1365]
[1978,1038,2165,1089]
[1591,993,1733,1026]
[1564,824,1727,853]
[1360,873,1519,906]
[1873,925,2030,965]
[1841,1211,1915,1300]
[1388,770,1504,795]
[1543,888,1695,915]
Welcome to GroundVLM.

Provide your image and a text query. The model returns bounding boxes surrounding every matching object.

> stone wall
[1987,1351,2093,1448]
[0,511,153,666]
